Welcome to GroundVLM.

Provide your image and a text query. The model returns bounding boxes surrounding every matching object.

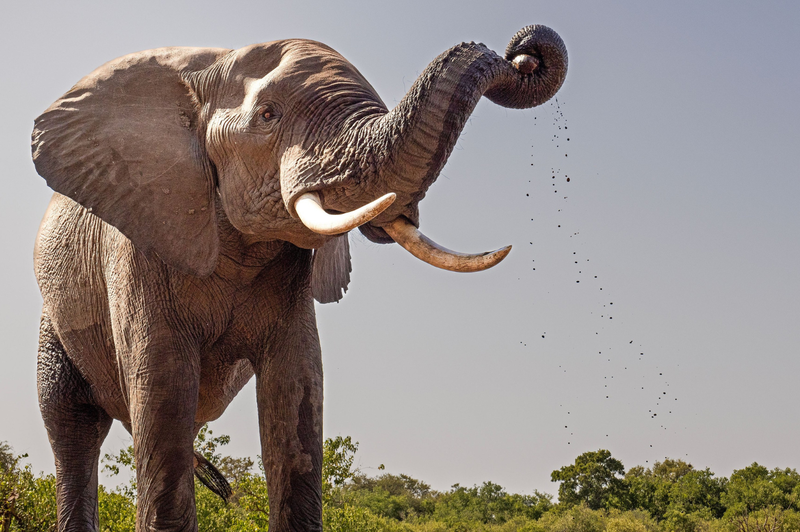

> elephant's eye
[255,102,280,128]
[260,105,278,122]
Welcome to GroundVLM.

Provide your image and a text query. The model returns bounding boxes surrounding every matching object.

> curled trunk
[352,25,568,242]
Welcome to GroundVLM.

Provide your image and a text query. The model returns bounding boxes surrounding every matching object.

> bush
[0,442,57,532]
[5,433,800,532]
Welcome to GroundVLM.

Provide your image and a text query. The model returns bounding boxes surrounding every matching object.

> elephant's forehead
[231,39,349,77]
[230,40,379,99]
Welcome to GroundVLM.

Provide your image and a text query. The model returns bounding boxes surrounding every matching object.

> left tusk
[295,191,396,235]
[383,217,511,272]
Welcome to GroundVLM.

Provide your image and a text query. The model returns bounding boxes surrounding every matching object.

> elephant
[30,24,567,532]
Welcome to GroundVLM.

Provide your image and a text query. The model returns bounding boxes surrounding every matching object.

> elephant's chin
[359,222,394,244]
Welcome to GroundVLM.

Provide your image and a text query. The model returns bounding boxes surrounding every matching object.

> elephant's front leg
[125,342,201,532]
[256,300,324,532]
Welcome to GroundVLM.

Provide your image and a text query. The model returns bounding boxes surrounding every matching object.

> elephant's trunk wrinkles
[289,25,566,272]
[356,25,567,242]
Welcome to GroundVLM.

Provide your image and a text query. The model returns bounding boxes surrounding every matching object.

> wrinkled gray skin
[31,25,567,532]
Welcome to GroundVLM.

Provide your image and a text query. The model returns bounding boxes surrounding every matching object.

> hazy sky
[1,1,798,497]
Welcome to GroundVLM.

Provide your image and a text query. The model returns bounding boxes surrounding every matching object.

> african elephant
[30,24,567,531]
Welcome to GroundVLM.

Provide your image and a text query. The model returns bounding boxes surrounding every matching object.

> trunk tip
[504,25,567,66]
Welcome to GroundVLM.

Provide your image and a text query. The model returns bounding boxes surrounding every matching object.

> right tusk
[295,191,396,235]
[383,217,512,273]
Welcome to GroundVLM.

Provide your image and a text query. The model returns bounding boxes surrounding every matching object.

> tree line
[1,429,798,531]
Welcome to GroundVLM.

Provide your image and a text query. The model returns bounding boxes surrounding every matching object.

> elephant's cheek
[216,168,283,235]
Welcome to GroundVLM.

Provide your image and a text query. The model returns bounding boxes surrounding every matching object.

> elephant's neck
[213,199,292,280]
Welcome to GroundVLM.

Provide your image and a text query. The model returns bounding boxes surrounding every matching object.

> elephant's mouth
[293,191,511,272]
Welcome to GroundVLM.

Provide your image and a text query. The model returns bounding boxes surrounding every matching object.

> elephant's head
[32,26,567,300]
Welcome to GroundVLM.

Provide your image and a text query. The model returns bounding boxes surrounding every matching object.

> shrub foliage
[1,435,798,531]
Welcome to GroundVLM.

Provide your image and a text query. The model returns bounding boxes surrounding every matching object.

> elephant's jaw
[292,191,511,273]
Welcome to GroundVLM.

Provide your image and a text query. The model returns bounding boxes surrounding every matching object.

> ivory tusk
[383,217,511,273]
[295,191,396,235]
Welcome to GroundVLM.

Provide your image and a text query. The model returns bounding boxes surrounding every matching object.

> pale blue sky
[1,1,798,496]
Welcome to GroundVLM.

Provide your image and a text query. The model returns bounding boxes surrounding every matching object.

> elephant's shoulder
[35,193,140,298]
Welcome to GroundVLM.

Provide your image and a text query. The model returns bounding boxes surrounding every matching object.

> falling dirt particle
[566,177,570,182]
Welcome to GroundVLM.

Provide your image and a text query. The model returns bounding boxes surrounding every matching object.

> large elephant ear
[32,47,230,277]
[312,234,352,303]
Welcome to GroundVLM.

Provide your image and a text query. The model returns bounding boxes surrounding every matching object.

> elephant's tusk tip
[377,192,397,207]
[486,245,512,259]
